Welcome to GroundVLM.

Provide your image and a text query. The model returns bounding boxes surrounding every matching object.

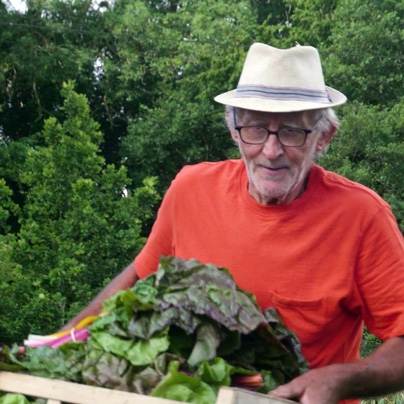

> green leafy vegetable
[151,361,217,404]
[0,394,33,404]
[0,256,309,403]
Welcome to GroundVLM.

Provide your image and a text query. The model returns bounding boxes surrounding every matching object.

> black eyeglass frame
[233,109,323,147]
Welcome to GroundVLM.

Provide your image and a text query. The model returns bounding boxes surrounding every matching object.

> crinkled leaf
[88,312,129,338]
[151,361,217,404]
[258,370,279,394]
[196,358,232,386]
[90,330,169,366]
[153,257,266,333]
[263,308,309,375]
[100,287,154,330]
[82,339,131,389]
[128,307,201,339]
[7,343,85,381]
[187,322,221,367]
[0,346,24,372]
[0,394,33,404]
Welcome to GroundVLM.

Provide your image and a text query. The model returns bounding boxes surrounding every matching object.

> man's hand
[270,336,404,404]
[270,365,346,404]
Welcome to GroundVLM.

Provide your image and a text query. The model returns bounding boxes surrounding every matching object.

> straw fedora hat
[214,42,347,112]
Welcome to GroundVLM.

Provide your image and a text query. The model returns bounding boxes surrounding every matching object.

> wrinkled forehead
[235,108,316,126]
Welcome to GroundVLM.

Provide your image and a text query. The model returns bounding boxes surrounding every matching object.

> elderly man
[63,43,404,404]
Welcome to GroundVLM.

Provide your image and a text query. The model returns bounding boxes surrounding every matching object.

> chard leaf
[187,322,221,367]
[98,280,159,332]
[154,257,266,333]
[151,361,217,404]
[128,307,201,339]
[132,275,158,306]
[8,343,85,381]
[90,312,117,330]
[262,308,309,375]
[259,370,280,393]
[90,330,170,366]
[0,394,32,404]
[196,358,232,386]
[0,346,24,372]
[82,340,131,389]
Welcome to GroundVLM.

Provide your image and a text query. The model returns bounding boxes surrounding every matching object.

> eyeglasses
[233,110,322,147]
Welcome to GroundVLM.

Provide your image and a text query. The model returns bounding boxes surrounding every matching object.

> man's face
[231,109,331,205]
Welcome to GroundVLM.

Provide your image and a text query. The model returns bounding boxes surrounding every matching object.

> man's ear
[225,107,240,144]
[316,125,337,153]
[230,128,240,144]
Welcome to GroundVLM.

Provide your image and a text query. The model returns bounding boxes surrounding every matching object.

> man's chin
[255,180,287,196]
[252,183,288,200]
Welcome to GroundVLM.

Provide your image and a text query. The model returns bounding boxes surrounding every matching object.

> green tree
[0,0,102,140]
[248,0,342,50]
[324,0,404,106]
[0,82,160,344]
[116,0,261,191]
[0,0,114,237]
[0,178,20,235]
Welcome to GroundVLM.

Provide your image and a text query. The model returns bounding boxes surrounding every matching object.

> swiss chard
[0,256,309,403]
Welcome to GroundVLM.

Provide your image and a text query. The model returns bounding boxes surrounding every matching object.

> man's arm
[60,262,139,331]
[271,336,404,404]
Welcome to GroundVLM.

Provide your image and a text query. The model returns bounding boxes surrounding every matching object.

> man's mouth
[261,165,286,171]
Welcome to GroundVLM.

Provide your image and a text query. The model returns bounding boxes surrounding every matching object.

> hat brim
[214,86,347,113]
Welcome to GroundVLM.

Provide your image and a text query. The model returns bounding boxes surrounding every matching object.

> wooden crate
[0,371,294,404]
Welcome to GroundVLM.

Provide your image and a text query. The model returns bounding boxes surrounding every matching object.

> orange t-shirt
[135,159,404,369]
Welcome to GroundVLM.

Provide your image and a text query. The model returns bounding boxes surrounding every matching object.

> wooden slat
[216,387,236,403]
[0,371,187,404]
[217,387,296,404]
[0,371,296,404]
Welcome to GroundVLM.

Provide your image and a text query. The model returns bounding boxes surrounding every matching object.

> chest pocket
[269,291,328,349]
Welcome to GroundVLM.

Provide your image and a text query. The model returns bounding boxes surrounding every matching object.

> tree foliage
[114,0,259,190]
[324,0,404,106]
[0,82,160,344]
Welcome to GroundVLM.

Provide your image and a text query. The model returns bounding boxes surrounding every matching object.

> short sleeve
[355,204,404,340]
[134,173,180,278]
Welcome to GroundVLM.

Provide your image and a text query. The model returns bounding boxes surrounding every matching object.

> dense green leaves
[0,82,160,344]
[324,0,404,106]
[116,0,258,191]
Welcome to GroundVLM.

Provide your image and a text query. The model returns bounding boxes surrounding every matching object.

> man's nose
[262,132,284,159]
